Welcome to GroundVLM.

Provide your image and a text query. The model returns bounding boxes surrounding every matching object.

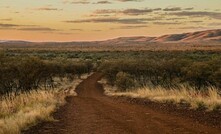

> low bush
[115,72,135,91]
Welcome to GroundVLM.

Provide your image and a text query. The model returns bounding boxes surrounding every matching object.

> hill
[0,29,221,51]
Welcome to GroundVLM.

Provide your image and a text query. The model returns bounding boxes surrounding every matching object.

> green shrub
[115,72,135,91]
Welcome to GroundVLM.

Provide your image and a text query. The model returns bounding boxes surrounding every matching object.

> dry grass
[100,79,221,111]
[0,90,64,134]
[0,75,87,134]
[81,73,93,79]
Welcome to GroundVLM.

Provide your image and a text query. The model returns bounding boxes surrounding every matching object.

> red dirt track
[24,73,221,134]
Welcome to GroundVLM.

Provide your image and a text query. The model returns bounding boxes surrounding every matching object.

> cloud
[64,17,151,24]
[87,7,196,18]
[116,0,144,2]
[110,25,148,30]
[184,7,194,10]
[153,8,162,11]
[0,23,59,33]
[33,6,62,11]
[0,23,19,28]
[0,27,16,30]
[34,7,62,11]
[93,9,117,14]
[92,8,153,16]
[0,23,39,28]
[63,0,90,4]
[171,11,221,20]
[71,28,84,31]
[153,22,182,25]
[189,20,204,23]
[171,26,209,30]
[163,7,194,12]
[122,9,153,15]
[93,1,112,4]
[165,17,186,20]
[163,7,182,11]
[88,14,111,17]
[18,27,58,31]
[63,0,113,4]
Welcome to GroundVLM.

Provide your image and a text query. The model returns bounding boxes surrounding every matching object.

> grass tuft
[0,75,86,134]
[101,79,221,111]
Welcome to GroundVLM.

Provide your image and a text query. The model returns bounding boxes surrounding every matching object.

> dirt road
[24,73,221,134]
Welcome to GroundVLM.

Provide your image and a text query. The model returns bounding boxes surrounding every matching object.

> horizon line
[0,28,220,43]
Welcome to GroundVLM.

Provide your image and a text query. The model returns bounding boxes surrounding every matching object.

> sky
[0,0,221,41]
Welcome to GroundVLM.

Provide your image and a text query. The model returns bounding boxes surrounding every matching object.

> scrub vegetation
[0,51,93,134]
[0,49,221,133]
[98,51,221,111]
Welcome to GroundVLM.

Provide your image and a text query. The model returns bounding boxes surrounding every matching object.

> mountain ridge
[0,29,221,45]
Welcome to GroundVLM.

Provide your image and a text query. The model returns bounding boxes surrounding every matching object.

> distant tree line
[0,53,93,94]
[2,50,221,93]
[99,58,221,90]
